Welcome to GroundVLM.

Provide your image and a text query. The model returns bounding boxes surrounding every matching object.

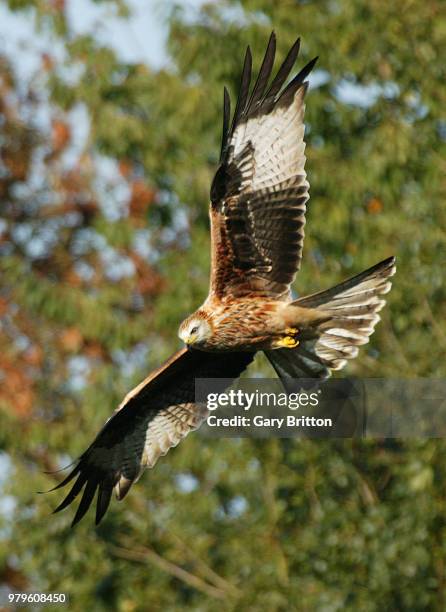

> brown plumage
[49,349,253,526]
[49,32,395,525]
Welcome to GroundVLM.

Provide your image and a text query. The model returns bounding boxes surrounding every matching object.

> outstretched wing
[50,348,253,526]
[209,32,317,301]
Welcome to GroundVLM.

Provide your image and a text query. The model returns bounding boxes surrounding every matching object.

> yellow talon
[277,336,299,348]
[285,327,298,336]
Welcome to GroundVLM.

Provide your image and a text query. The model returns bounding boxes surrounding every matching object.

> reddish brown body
[198,298,282,351]
[179,297,324,352]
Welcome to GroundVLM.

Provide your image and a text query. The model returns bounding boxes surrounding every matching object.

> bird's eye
[190,325,199,335]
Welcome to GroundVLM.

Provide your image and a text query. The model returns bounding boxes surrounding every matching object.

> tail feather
[295,256,394,308]
[265,256,396,380]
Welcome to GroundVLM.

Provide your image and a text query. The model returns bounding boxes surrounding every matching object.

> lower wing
[49,347,254,526]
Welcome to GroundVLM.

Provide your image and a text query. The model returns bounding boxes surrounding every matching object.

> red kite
[51,33,395,525]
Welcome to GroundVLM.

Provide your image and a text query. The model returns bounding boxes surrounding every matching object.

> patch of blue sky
[0,453,16,536]
[228,494,248,518]
[0,5,63,83]
[334,79,400,108]
[175,472,199,493]
[66,355,91,391]
[66,0,170,68]
[60,104,91,168]
[92,156,131,221]
[308,69,331,90]
[10,214,79,260]
[13,333,31,352]
[133,228,156,262]
[112,342,150,378]
[73,259,96,281]
[215,494,248,520]
[100,244,136,281]
[70,226,107,256]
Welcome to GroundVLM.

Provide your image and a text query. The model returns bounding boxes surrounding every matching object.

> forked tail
[265,256,396,379]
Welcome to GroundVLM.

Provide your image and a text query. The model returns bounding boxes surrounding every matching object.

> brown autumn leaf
[0,297,9,317]
[49,0,65,13]
[367,197,383,215]
[59,327,83,352]
[137,273,165,296]
[0,563,29,591]
[84,341,106,360]
[64,268,82,287]
[14,387,34,418]
[377,59,393,80]
[51,120,70,152]
[41,53,54,72]
[2,149,29,181]
[24,345,44,367]
[129,179,155,217]
[130,252,165,296]
[119,159,133,178]
[0,361,34,418]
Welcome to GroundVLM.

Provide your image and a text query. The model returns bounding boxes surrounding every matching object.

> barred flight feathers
[210,32,318,300]
[265,257,396,379]
[50,348,253,526]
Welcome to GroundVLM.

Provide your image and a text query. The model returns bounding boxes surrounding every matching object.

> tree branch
[109,543,227,600]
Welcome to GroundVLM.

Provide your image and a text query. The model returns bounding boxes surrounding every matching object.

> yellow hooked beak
[185,332,198,345]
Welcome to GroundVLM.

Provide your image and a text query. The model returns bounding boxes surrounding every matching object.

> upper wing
[50,347,254,526]
[209,32,317,301]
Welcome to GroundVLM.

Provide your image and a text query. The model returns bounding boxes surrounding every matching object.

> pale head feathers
[178,311,213,346]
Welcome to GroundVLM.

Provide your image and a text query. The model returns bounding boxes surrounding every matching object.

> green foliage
[0,0,445,609]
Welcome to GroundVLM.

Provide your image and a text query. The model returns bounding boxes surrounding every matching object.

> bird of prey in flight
[50,33,395,526]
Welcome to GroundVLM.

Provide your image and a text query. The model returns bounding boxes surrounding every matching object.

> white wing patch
[142,403,208,468]
[231,88,308,193]
[112,402,208,500]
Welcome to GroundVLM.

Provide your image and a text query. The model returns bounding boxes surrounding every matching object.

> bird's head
[178,312,212,347]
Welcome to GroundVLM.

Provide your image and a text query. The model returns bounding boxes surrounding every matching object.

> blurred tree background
[0,0,445,609]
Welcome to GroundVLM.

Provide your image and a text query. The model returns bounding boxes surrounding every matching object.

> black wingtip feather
[221,34,317,155]
[220,86,231,161]
[43,459,77,475]
[381,255,396,267]
[293,56,319,86]
[230,45,252,135]
[71,479,98,527]
[264,36,301,101]
[52,472,87,514]
[246,31,276,112]
[95,482,113,526]
[277,56,319,106]
[45,464,81,493]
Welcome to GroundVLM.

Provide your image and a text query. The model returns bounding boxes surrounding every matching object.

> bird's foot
[285,327,298,336]
[276,335,299,349]
[276,327,299,348]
